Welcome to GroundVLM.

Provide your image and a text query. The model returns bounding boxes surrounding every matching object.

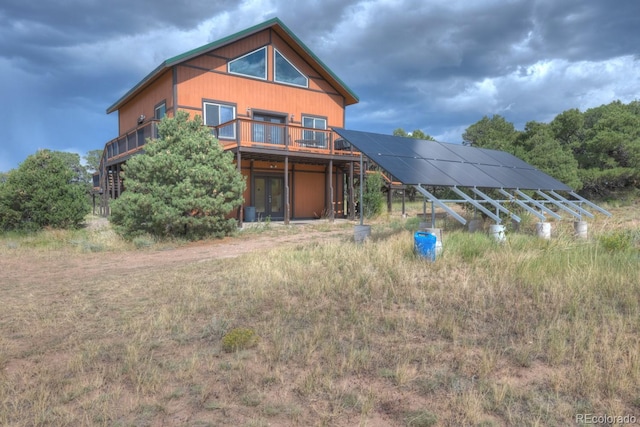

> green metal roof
[106,18,359,114]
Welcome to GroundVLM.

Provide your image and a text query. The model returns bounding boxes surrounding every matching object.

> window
[154,102,166,120]
[274,49,308,87]
[204,102,236,139]
[302,116,327,147]
[228,47,267,79]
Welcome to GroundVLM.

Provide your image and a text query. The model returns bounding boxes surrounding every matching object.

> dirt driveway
[0,220,355,288]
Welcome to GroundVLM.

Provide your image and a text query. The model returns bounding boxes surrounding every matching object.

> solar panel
[333,128,572,191]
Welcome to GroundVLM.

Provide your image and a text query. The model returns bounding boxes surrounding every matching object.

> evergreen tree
[462,115,518,151]
[0,150,89,231]
[110,111,246,239]
[519,123,582,190]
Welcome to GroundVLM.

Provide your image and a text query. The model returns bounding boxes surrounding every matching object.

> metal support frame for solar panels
[497,189,547,221]
[568,191,612,217]
[450,186,502,223]
[414,184,467,225]
[547,190,595,219]
[469,187,521,223]
[514,189,562,220]
[535,190,584,220]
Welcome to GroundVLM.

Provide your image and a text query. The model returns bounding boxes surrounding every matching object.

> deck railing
[98,118,358,182]
[212,118,357,155]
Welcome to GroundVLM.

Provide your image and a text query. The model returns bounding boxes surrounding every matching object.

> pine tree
[110,111,246,239]
[0,150,89,231]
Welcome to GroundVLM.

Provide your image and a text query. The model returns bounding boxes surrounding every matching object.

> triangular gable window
[229,47,267,80]
[274,49,308,87]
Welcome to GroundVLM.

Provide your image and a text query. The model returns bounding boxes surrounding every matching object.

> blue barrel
[414,231,437,261]
[244,206,256,222]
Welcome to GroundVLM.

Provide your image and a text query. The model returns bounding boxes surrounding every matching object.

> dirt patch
[0,221,355,288]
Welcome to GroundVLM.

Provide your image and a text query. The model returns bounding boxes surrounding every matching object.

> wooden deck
[101,118,359,167]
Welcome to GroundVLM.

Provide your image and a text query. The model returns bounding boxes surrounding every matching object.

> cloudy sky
[1,0,639,172]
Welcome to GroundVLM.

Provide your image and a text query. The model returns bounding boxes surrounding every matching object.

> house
[97,18,360,224]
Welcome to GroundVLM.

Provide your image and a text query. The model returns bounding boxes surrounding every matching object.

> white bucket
[354,225,371,243]
[536,222,551,240]
[574,221,588,239]
[489,224,506,243]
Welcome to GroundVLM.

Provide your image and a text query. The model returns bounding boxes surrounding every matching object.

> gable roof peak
[107,17,358,114]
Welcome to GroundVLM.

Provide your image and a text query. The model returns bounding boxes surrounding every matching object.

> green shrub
[0,150,89,231]
[599,230,633,252]
[363,172,384,218]
[404,409,438,427]
[221,327,259,352]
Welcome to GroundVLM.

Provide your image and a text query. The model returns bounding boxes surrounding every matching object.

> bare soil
[0,220,354,287]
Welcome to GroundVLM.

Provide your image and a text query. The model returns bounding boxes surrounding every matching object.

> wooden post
[387,183,392,213]
[237,150,243,227]
[328,160,334,221]
[284,155,290,225]
[348,161,355,220]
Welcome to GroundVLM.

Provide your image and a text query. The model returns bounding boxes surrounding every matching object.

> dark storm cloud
[1,0,639,171]
[529,1,640,61]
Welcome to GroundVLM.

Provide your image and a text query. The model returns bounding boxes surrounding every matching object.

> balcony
[101,118,358,167]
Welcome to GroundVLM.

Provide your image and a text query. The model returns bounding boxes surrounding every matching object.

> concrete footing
[354,225,371,243]
[574,221,588,239]
[536,222,551,240]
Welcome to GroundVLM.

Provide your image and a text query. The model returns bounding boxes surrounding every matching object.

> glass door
[254,176,284,220]
[252,113,286,145]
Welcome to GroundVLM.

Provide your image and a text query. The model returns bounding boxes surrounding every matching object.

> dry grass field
[1,202,639,426]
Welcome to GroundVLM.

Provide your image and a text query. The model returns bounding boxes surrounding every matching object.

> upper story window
[228,47,267,80]
[154,102,166,120]
[274,49,308,87]
[302,115,327,147]
[204,101,236,139]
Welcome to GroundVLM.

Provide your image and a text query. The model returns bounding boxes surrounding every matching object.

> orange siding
[177,67,344,126]
[293,169,325,218]
[118,71,173,132]
[175,29,345,127]
[214,29,271,61]
[184,54,227,72]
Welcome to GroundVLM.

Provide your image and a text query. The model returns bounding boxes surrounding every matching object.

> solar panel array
[333,128,572,191]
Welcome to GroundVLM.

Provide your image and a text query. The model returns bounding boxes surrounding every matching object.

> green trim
[107,17,358,114]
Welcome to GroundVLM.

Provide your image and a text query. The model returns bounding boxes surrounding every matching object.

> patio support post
[328,159,335,221]
[284,155,290,225]
[237,150,243,227]
[101,165,108,216]
[348,161,355,220]
[110,165,115,201]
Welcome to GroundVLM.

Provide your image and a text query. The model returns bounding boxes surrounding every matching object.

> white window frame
[274,48,308,88]
[203,101,236,140]
[302,115,327,146]
[228,47,267,80]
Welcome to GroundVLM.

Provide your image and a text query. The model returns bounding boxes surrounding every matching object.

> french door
[254,176,285,220]
[252,113,286,145]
